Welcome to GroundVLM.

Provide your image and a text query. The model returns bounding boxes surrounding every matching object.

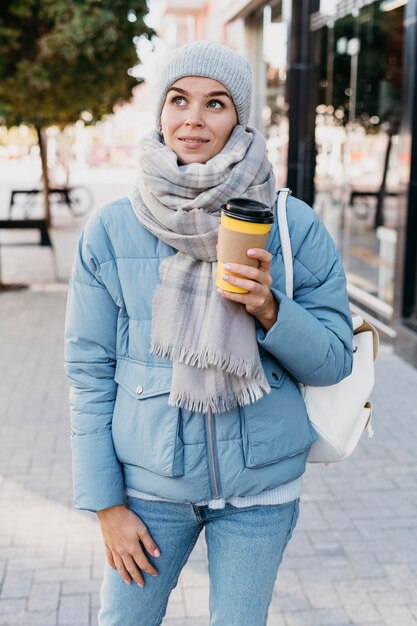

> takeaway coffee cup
[216,197,274,294]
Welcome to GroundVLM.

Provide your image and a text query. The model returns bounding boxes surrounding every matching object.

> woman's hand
[96,504,160,587]
[217,248,278,331]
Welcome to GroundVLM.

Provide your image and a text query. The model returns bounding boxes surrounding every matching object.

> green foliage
[0,0,154,128]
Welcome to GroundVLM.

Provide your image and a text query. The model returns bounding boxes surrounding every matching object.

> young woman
[65,41,353,626]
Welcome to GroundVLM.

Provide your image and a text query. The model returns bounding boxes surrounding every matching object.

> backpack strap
[276,188,293,300]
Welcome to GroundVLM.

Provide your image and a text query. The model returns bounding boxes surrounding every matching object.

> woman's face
[160,76,238,165]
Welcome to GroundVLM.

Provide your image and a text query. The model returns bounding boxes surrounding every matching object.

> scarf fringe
[168,381,271,414]
[151,342,268,383]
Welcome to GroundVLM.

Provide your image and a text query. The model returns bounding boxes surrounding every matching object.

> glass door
[314,1,405,320]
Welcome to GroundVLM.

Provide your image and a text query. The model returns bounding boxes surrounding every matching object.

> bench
[349,190,399,203]
[0,219,58,287]
[8,186,90,218]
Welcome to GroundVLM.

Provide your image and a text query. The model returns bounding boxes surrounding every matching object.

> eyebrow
[166,86,232,99]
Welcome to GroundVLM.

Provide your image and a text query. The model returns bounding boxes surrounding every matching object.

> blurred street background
[1,0,417,624]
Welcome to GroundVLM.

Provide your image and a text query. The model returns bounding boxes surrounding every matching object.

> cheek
[161,105,176,129]
[160,110,169,133]
[216,119,237,146]
[161,112,184,142]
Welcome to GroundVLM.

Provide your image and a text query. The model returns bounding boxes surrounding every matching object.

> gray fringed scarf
[129,125,276,413]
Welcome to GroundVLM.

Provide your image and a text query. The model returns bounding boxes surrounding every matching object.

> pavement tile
[307,529,348,549]
[0,547,38,561]
[176,559,208,587]
[369,589,417,606]
[0,570,33,599]
[267,613,287,626]
[295,502,329,531]
[92,555,105,581]
[0,598,26,614]
[165,600,186,619]
[378,605,417,626]
[301,581,342,610]
[286,532,315,556]
[6,557,62,572]
[271,591,311,612]
[346,551,386,578]
[34,567,91,583]
[27,581,60,612]
[182,585,210,618]
[316,547,351,569]
[58,593,90,624]
[169,583,183,603]
[383,563,417,590]
[283,555,325,571]
[61,580,101,595]
[0,612,57,626]
[339,595,382,623]
[377,550,417,565]
[283,608,351,625]
[163,617,208,626]
[296,566,356,583]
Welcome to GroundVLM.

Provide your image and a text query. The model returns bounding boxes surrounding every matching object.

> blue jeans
[98,496,300,626]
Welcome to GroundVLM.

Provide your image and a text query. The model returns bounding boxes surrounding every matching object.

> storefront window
[263,2,290,186]
[314,1,404,318]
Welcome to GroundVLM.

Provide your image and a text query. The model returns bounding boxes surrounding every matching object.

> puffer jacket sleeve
[64,211,124,512]
[257,198,353,386]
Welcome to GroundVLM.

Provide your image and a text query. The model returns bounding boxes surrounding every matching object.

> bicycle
[8,185,94,219]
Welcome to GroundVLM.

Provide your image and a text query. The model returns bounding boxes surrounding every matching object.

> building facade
[158,0,417,356]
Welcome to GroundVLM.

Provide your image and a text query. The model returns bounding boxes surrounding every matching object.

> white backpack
[276,189,378,463]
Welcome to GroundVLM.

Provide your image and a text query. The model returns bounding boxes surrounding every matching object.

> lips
[179,137,210,145]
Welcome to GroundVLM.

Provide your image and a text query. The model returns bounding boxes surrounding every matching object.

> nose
[185,104,205,127]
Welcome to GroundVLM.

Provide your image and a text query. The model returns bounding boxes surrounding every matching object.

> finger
[131,546,158,577]
[217,288,250,304]
[247,248,272,267]
[220,272,263,293]
[113,553,132,586]
[122,553,145,587]
[137,525,161,559]
[105,546,116,570]
[223,263,263,282]
[217,287,266,311]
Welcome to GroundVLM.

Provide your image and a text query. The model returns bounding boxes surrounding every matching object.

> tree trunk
[36,126,51,227]
[374,132,393,230]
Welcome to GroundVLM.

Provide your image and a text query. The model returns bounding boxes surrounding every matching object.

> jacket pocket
[241,354,316,468]
[112,358,184,477]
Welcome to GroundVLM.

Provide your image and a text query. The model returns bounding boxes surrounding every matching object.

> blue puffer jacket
[64,194,353,512]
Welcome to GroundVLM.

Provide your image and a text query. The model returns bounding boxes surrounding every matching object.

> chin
[179,153,210,165]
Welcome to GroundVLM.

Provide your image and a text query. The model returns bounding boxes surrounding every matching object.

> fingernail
[223,263,232,270]
[222,274,230,281]
[137,582,144,588]
[247,249,256,255]
[217,289,224,295]
[153,549,160,557]
[124,580,131,585]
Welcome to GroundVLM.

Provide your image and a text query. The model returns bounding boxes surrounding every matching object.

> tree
[0,0,154,225]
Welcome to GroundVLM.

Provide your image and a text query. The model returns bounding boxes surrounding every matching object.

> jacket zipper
[206,407,220,498]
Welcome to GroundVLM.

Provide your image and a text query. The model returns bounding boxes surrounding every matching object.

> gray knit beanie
[155,41,252,130]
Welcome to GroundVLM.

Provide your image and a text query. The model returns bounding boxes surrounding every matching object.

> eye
[207,100,223,109]
[172,96,186,106]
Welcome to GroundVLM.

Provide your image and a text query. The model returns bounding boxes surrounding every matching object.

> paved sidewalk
[1,287,417,626]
